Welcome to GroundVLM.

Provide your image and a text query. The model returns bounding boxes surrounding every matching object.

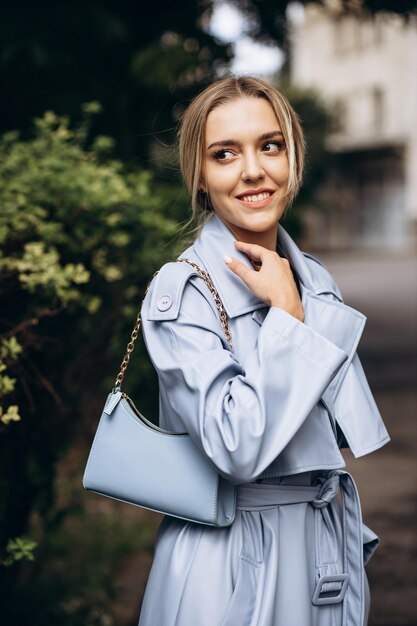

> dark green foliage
[5,508,157,626]
[0,105,189,620]
[0,0,229,164]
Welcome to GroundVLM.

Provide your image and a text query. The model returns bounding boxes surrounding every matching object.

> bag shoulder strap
[114,258,233,389]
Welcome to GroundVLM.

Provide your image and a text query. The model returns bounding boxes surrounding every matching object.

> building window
[334,17,357,55]
[333,98,348,134]
[373,87,384,133]
[334,14,383,54]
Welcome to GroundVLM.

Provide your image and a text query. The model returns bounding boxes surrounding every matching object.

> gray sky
[209,1,285,76]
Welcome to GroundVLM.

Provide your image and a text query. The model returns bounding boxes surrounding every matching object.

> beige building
[289,4,417,249]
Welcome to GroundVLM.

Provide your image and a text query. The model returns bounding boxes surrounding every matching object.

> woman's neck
[227,223,279,253]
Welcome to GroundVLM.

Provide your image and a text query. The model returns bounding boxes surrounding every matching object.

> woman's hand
[223,240,305,322]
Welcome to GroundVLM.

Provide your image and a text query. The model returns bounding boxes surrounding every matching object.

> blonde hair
[177,75,305,241]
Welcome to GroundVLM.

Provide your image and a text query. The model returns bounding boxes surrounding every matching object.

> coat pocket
[221,552,262,626]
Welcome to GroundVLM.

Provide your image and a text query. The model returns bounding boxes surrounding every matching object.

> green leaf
[0,405,21,424]
[2,536,38,566]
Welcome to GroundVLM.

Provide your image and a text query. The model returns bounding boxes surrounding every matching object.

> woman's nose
[241,152,265,182]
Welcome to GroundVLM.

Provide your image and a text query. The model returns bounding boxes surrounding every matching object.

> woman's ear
[198,179,206,193]
[197,177,212,210]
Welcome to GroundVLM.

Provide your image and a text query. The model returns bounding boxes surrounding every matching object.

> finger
[234,240,288,266]
[233,240,266,262]
[223,256,254,284]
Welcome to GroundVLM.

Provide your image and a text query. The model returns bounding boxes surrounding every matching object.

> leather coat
[138,212,389,626]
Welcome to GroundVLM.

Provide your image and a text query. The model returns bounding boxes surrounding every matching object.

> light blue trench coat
[137,212,390,626]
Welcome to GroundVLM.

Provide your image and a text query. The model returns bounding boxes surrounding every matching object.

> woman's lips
[235,191,275,209]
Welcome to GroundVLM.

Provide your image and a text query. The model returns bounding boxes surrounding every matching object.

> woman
[137,76,390,626]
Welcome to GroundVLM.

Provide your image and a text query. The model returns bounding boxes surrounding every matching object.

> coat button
[157,295,173,311]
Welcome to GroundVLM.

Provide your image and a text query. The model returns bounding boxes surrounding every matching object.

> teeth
[241,192,271,202]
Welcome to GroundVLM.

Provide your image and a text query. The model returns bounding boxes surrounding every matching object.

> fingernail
[223,256,233,265]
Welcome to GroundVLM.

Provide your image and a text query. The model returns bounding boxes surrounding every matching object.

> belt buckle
[312,573,350,606]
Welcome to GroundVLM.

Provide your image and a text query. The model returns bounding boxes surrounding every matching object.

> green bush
[0,103,187,622]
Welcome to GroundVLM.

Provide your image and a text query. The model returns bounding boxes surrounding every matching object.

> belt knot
[312,473,341,509]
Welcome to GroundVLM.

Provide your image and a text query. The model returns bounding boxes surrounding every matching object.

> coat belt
[237,471,365,625]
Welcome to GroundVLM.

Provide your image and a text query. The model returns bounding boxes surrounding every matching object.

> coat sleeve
[140,270,349,485]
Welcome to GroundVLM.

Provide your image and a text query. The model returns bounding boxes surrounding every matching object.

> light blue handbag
[82,258,236,527]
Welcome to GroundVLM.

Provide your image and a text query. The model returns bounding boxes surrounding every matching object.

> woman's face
[201,96,289,244]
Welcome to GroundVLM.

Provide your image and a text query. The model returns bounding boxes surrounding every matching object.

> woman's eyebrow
[207,130,284,151]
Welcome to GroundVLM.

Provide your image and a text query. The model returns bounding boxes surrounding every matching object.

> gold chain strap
[114,258,233,389]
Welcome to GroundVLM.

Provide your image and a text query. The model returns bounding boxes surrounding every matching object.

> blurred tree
[1,0,414,167]
[0,0,230,166]
[0,103,189,619]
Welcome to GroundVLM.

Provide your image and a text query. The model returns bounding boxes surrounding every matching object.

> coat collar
[192,212,338,318]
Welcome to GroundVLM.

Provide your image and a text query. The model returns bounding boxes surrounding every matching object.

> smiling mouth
[238,191,273,203]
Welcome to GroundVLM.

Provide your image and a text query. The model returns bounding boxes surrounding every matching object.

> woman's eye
[213,149,234,161]
[262,141,286,153]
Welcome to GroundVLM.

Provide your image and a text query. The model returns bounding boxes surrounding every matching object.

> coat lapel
[193,214,267,318]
